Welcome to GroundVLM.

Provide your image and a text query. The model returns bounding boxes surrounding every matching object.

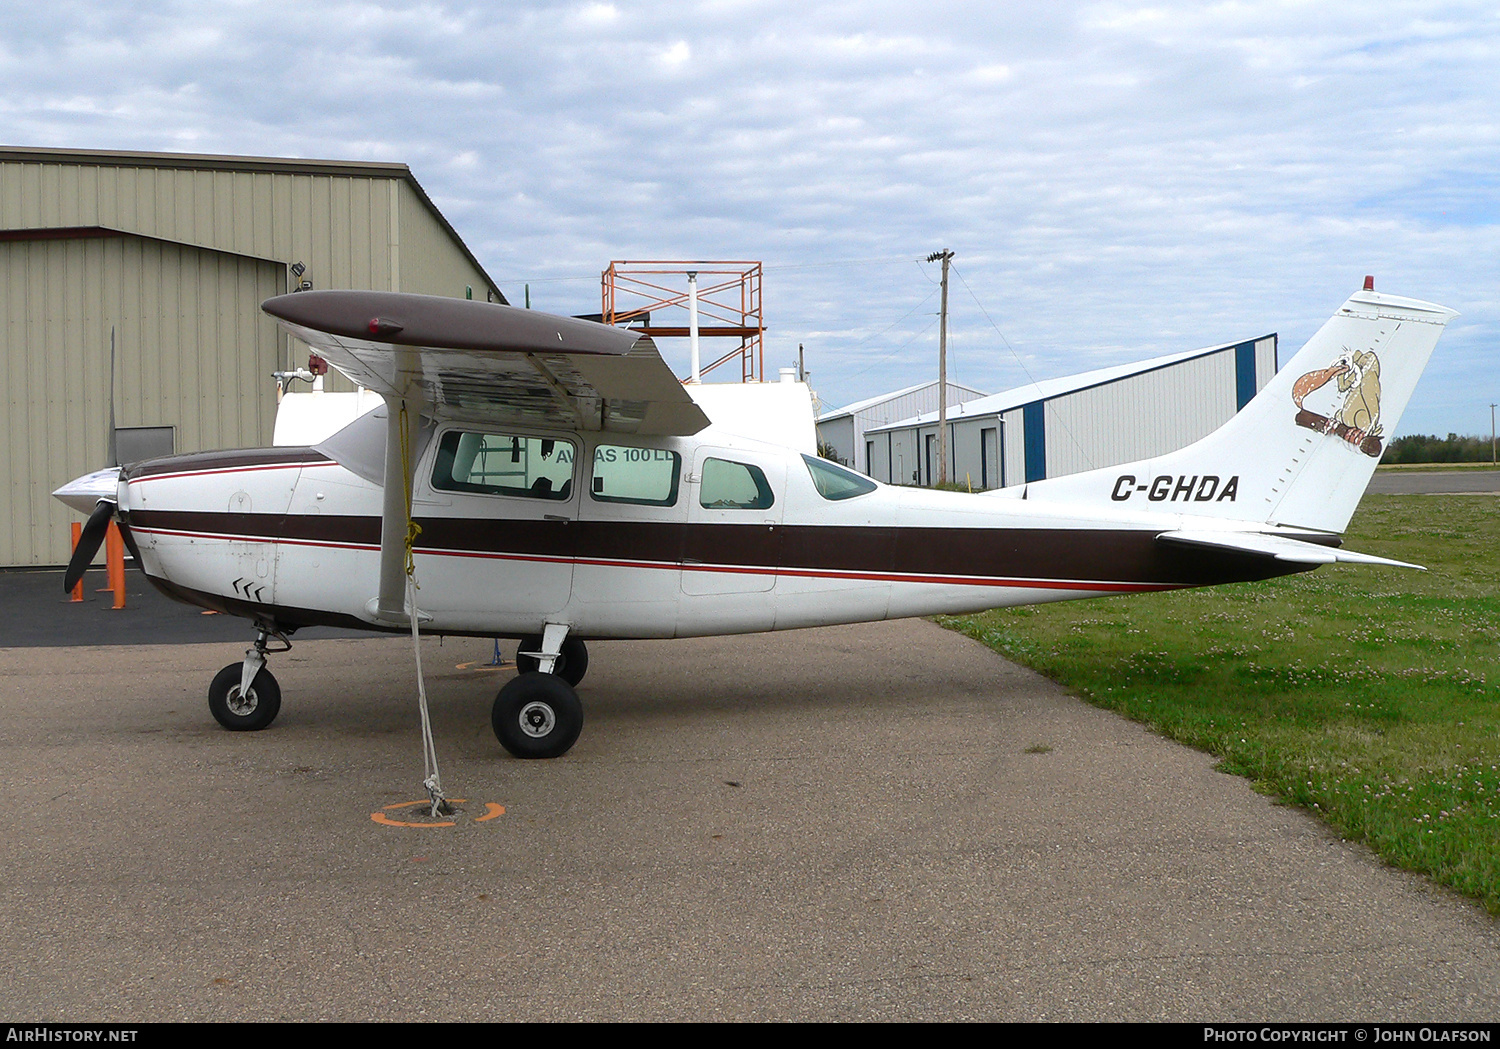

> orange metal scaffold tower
[601,261,764,382]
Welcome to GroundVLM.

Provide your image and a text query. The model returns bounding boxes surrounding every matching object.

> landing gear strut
[515,633,589,686]
[208,625,289,732]
[494,624,584,758]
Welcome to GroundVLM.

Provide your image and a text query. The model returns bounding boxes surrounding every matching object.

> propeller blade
[63,500,116,594]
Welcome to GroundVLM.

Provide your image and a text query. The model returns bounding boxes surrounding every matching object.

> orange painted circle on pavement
[369,798,506,828]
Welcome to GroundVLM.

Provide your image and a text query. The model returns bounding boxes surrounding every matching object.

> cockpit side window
[699,458,774,510]
[802,454,877,501]
[591,445,681,506]
[431,430,575,500]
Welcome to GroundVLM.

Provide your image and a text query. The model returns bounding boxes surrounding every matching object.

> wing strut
[375,350,426,624]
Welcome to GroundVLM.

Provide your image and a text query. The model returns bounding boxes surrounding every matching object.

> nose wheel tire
[493,673,583,759]
[208,663,282,731]
[514,635,589,686]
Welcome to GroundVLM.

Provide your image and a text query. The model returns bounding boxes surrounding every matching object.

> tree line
[1382,433,1497,464]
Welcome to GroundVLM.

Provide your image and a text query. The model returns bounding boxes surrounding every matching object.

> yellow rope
[398,402,422,585]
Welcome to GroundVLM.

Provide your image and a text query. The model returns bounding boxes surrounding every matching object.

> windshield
[802,454,877,501]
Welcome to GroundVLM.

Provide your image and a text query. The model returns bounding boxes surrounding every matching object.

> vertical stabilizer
[1024,288,1457,533]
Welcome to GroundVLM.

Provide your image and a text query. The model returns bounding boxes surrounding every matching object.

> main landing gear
[208,625,289,732]
[204,620,590,760]
[493,625,588,759]
[514,632,588,686]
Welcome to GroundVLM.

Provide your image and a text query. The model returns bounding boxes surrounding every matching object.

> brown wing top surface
[263,290,709,436]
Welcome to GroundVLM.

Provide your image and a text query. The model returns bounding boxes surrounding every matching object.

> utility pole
[926,249,953,485]
[1491,403,1496,465]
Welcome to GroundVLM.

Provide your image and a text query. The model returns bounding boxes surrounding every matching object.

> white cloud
[657,39,692,71]
[569,2,621,29]
[0,0,1495,433]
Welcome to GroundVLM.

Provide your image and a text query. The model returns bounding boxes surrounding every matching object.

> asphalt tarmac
[1367,468,1500,494]
[0,566,368,648]
[3,614,1499,1020]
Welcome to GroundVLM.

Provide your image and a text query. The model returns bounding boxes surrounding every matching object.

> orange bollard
[105,522,126,610]
[69,522,84,602]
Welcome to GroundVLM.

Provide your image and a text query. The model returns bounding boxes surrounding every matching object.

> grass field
[940,493,1500,913]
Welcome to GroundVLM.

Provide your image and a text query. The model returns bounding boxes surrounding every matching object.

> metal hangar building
[816,379,988,475]
[0,146,503,567]
[863,334,1278,489]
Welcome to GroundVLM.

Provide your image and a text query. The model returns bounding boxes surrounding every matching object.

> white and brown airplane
[54,283,1454,758]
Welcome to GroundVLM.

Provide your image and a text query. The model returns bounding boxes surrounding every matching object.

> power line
[950,262,1094,472]
[950,263,1041,392]
[835,315,940,383]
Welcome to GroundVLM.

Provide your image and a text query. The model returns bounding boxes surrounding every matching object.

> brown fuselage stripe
[123,447,333,481]
[125,509,1310,589]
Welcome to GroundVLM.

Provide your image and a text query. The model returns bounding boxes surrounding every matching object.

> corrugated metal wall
[1,231,284,565]
[817,381,984,472]
[863,336,1278,490]
[0,149,502,566]
[0,162,397,288]
[1043,350,1235,477]
[0,156,496,298]
[1001,408,1025,486]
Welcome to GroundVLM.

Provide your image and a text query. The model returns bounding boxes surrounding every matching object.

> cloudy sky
[5,1,1497,436]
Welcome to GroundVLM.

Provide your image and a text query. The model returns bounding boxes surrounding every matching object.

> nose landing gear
[208,625,290,731]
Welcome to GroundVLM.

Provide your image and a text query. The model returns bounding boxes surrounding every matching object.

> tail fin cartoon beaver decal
[1291,348,1384,457]
[1020,285,1455,534]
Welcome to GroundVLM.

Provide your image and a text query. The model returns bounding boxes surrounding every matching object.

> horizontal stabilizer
[1157,530,1424,569]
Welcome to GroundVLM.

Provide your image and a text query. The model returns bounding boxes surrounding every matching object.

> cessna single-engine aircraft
[55,283,1454,759]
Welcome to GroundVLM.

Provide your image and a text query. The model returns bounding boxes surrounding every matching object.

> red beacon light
[1363,275,1375,291]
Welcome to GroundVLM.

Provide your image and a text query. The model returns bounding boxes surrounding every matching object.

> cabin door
[415,428,579,627]
[682,446,785,596]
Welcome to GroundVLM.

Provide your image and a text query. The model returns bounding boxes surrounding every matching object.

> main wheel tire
[514,635,589,686]
[492,672,583,759]
[208,663,282,732]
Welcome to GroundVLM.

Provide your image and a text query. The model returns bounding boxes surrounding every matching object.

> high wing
[1156,529,1424,570]
[262,289,711,625]
[262,290,710,436]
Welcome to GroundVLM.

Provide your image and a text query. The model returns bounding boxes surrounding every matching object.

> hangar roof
[0,144,503,302]
[819,379,989,423]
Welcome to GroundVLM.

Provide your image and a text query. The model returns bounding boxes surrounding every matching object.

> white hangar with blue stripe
[862,334,1278,489]
[815,379,988,475]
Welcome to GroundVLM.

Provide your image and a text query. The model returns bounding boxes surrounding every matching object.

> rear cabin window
[700,458,774,510]
[591,445,681,506]
[803,454,877,501]
[431,431,575,501]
